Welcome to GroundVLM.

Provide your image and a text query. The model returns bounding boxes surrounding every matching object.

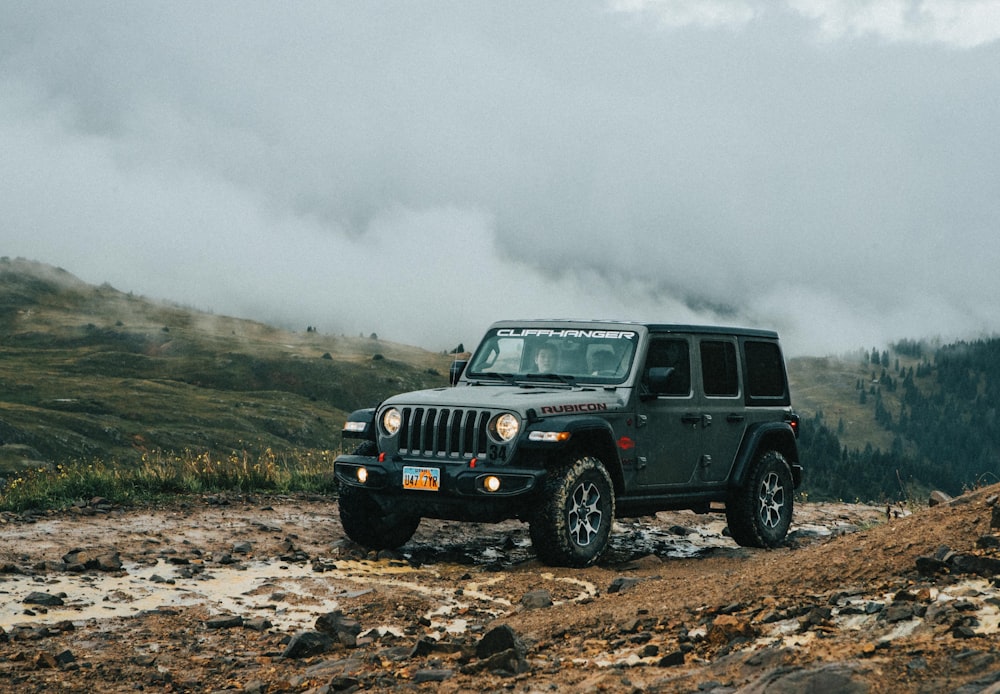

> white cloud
[612,0,1000,47]
[787,0,1000,47]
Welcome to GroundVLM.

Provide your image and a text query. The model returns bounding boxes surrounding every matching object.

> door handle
[681,413,701,426]
[726,414,746,424]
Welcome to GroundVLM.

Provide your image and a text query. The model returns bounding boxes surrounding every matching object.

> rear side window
[700,340,739,397]
[744,340,787,400]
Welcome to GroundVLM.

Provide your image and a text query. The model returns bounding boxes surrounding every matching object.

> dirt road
[1,490,999,693]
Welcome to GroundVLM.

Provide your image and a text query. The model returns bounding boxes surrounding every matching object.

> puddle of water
[0,557,560,635]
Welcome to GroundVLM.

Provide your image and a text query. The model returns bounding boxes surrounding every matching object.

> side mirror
[449,360,468,386]
[645,366,675,395]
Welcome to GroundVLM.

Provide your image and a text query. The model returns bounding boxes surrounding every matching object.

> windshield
[467,327,639,384]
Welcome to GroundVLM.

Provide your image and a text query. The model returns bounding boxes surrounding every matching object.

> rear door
[696,336,747,483]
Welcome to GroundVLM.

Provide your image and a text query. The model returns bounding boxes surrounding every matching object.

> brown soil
[1,487,999,693]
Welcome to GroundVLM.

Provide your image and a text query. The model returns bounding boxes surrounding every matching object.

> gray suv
[334,320,802,566]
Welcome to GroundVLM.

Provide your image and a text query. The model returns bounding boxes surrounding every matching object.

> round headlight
[493,413,520,442]
[382,408,402,436]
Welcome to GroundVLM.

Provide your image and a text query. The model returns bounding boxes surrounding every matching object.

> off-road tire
[726,450,794,548]
[338,442,420,550]
[530,456,615,567]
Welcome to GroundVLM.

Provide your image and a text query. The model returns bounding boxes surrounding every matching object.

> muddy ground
[2,487,1000,693]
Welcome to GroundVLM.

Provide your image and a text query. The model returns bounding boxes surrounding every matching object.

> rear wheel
[726,450,794,548]
[530,456,615,567]
[338,442,420,550]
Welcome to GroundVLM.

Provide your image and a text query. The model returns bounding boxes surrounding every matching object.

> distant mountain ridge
[0,257,451,475]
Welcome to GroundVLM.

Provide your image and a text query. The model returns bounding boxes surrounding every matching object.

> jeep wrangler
[334,320,802,567]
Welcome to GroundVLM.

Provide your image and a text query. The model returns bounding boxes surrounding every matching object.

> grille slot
[398,407,491,458]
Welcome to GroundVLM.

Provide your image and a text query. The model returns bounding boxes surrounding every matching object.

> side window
[643,338,691,396]
[744,340,787,399]
[700,340,739,397]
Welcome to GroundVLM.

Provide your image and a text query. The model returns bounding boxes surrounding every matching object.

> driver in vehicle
[534,344,558,373]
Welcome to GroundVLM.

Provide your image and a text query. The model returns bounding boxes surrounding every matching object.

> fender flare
[729,421,800,489]
[524,414,625,492]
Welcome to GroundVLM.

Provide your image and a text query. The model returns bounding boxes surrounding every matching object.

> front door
[635,336,702,488]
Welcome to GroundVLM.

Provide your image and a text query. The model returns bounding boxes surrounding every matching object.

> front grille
[396,407,491,459]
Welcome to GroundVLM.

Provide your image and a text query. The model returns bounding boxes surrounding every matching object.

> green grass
[0,447,340,513]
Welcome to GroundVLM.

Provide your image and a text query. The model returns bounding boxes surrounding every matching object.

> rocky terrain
[2,487,1000,693]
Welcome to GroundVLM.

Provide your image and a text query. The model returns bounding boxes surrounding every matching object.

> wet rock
[657,650,685,667]
[9,624,53,641]
[327,675,361,691]
[521,589,553,609]
[204,614,243,629]
[951,553,1000,577]
[884,602,916,623]
[61,548,122,572]
[953,625,978,639]
[476,624,526,660]
[464,648,529,676]
[316,610,362,647]
[608,576,641,594]
[282,631,335,659]
[279,537,310,562]
[23,591,64,607]
[799,606,833,630]
[740,661,873,693]
[244,617,273,632]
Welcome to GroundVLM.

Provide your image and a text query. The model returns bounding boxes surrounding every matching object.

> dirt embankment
[2,488,1000,693]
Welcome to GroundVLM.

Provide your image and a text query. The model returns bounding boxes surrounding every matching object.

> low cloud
[2,2,999,355]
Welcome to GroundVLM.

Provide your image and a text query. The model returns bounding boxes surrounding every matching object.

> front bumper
[334,454,546,522]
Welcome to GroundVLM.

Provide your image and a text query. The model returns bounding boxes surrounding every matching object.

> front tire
[726,450,794,548]
[530,456,615,567]
[338,442,420,550]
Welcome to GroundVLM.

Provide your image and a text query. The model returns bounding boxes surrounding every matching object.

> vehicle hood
[381,384,629,416]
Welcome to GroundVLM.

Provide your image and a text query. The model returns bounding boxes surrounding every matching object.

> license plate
[402,466,440,491]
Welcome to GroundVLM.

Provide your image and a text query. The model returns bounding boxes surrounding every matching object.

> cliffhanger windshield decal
[497,328,636,340]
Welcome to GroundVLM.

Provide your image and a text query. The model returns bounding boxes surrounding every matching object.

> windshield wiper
[473,372,518,385]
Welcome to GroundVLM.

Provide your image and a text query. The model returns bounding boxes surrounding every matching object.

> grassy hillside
[0,257,452,476]
[788,352,928,455]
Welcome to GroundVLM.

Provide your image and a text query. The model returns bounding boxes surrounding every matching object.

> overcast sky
[3,1,999,355]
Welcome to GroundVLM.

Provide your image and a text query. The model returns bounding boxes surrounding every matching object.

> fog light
[357,467,369,484]
[483,475,502,493]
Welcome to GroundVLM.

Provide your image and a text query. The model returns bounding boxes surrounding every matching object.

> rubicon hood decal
[540,402,609,414]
